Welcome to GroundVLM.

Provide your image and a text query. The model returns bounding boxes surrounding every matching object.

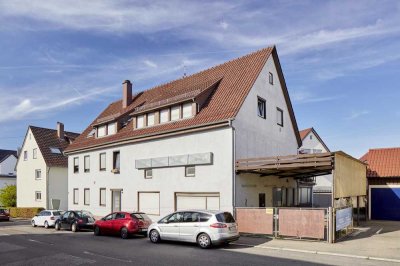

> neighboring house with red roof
[360,147,400,221]
[298,127,332,207]
[0,149,18,191]
[64,46,303,218]
[16,123,79,210]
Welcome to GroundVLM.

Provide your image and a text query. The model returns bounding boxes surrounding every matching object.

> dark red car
[94,212,152,239]
[0,208,10,221]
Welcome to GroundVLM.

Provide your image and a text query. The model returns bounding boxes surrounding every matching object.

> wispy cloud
[143,60,158,69]
[345,110,370,120]
[291,90,342,104]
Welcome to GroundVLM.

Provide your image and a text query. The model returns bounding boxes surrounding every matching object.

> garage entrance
[370,185,400,221]
[175,192,220,211]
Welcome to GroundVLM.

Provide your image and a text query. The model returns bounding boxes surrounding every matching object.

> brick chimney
[122,80,132,108]
[57,122,64,139]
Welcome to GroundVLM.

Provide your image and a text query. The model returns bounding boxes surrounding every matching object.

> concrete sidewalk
[234,220,400,261]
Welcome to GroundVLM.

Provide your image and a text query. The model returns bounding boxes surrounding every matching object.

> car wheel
[94,226,101,236]
[71,222,78,232]
[31,220,36,227]
[120,227,129,239]
[44,221,49,229]
[55,222,60,231]
[149,230,160,243]
[197,233,211,249]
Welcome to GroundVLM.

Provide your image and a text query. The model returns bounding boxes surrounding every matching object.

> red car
[94,212,152,239]
[0,208,10,221]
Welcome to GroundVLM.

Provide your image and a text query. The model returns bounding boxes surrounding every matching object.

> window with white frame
[24,151,28,161]
[84,189,90,205]
[276,107,283,127]
[257,97,266,119]
[113,151,120,171]
[100,188,106,206]
[84,155,90,173]
[144,169,153,179]
[33,148,37,159]
[137,115,145,129]
[35,191,42,201]
[108,123,116,135]
[35,169,41,179]
[73,188,79,204]
[147,112,155,126]
[100,153,106,171]
[98,125,107,137]
[182,103,192,118]
[73,157,79,173]
[185,166,195,177]
[160,109,169,123]
[170,106,180,121]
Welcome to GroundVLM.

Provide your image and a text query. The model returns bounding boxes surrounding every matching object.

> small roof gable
[299,127,330,152]
[360,147,400,178]
[0,149,17,163]
[66,46,301,153]
[299,128,313,140]
[30,126,80,167]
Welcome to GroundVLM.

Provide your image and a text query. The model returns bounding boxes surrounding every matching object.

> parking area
[0,219,399,265]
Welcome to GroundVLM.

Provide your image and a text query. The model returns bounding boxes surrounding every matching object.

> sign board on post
[336,207,352,231]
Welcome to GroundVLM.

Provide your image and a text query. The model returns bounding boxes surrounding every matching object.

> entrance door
[259,193,266,207]
[112,190,122,212]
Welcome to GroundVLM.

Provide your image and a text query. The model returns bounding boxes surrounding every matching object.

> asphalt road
[0,220,397,266]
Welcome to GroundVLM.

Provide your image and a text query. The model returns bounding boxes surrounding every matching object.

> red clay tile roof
[30,126,80,167]
[299,128,313,140]
[360,147,400,178]
[66,46,301,153]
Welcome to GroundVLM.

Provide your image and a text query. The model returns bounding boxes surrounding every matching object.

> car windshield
[0,209,7,214]
[52,211,62,216]
[131,213,150,220]
[76,211,93,218]
[216,212,235,223]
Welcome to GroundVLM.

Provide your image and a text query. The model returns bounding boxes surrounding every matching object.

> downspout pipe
[228,119,236,217]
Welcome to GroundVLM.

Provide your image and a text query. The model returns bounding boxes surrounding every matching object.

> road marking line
[375,228,383,234]
[28,239,54,245]
[231,242,400,262]
[0,233,10,236]
[83,251,132,263]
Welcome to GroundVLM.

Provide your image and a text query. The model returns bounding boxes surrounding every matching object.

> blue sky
[0,0,399,158]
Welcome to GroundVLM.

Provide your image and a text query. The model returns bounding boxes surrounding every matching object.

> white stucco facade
[16,128,68,210]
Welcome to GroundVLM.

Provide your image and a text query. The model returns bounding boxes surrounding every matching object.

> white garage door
[176,193,220,211]
[138,192,160,215]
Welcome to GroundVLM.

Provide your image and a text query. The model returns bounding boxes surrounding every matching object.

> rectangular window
[144,169,153,179]
[113,151,120,171]
[257,97,266,119]
[73,189,79,204]
[108,123,116,135]
[182,103,192,118]
[273,187,282,207]
[33,148,37,159]
[160,109,169,123]
[100,153,106,171]
[269,72,273,85]
[100,188,106,206]
[84,189,90,205]
[73,157,79,173]
[276,107,284,126]
[137,115,144,129]
[84,156,90,173]
[185,166,195,177]
[147,112,155,126]
[98,125,106,137]
[170,105,180,121]
[24,151,28,161]
[35,169,41,179]
[35,191,42,201]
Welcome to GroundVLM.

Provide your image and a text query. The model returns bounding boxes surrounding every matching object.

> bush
[0,185,16,207]
[8,207,44,218]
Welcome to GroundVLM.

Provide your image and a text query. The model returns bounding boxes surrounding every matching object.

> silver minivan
[148,210,239,248]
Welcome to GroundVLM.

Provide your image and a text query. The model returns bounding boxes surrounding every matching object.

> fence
[236,206,353,243]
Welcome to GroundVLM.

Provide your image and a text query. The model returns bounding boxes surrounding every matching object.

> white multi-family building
[298,127,332,207]
[16,123,79,210]
[0,149,17,189]
[65,46,304,219]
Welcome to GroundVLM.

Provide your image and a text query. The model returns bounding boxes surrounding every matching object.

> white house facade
[65,46,303,219]
[16,124,79,210]
[0,150,17,189]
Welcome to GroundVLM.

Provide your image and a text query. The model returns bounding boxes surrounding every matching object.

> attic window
[50,147,62,154]
[87,129,96,138]
[269,72,273,85]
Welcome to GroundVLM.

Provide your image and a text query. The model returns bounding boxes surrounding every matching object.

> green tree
[0,185,16,207]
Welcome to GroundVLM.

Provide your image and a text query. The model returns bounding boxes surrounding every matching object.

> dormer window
[182,103,192,118]
[137,115,145,129]
[171,106,181,121]
[98,125,107,137]
[97,122,117,137]
[108,123,116,135]
[160,109,169,123]
[147,112,155,126]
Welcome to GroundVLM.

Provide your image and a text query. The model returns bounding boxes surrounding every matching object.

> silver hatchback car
[148,210,239,248]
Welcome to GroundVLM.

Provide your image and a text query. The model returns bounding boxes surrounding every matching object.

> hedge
[7,207,44,218]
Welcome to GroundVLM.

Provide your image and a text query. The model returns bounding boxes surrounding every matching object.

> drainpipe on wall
[46,167,50,209]
[228,119,236,217]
